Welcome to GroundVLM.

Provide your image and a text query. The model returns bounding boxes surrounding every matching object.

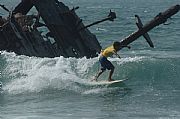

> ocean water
[0,0,180,119]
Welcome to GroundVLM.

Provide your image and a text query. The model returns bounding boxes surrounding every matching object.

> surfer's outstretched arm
[113,51,121,59]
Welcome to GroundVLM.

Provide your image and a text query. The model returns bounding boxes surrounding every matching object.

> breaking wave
[0,51,179,95]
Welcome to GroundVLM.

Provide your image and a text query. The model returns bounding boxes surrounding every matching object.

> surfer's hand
[127,46,131,49]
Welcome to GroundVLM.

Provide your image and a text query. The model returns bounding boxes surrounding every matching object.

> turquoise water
[0,0,180,119]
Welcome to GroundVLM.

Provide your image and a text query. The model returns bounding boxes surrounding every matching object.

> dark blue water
[0,0,180,119]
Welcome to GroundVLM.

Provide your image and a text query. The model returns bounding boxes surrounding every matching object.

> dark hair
[113,41,120,47]
[113,41,121,51]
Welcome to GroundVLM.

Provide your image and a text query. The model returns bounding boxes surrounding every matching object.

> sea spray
[0,51,147,95]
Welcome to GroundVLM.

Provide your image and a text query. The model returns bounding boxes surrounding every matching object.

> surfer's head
[113,41,121,51]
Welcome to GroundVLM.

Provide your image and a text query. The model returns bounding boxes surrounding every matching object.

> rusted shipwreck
[0,0,179,58]
[0,0,111,58]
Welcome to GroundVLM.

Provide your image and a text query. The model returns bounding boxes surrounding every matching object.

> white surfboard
[89,78,128,86]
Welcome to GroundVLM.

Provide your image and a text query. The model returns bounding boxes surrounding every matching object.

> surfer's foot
[108,79,114,82]
[91,79,97,82]
[91,76,98,82]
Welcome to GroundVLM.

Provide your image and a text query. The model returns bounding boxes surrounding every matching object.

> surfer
[93,41,131,82]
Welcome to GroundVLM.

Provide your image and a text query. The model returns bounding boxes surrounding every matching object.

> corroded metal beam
[118,4,180,50]
[13,0,33,15]
[78,10,116,31]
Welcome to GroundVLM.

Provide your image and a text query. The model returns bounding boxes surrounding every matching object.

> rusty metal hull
[0,0,101,58]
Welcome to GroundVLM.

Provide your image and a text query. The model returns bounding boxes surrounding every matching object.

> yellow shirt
[101,45,116,58]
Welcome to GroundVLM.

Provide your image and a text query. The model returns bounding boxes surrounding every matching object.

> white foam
[109,56,145,65]
[1,52,96,94]
[1,52,143,94]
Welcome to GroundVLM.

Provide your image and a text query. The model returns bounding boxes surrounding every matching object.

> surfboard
[89,78,128,86]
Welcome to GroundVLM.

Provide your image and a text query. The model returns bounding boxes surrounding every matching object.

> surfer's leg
[106,60,115,81]
[93,56,106,81]
[108,68,114,81]
[94,69,104,81]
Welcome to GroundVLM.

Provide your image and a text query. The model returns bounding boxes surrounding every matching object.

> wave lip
[1,51,180,95]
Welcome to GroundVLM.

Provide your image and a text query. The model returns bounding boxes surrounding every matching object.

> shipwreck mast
[118,4,180,50]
